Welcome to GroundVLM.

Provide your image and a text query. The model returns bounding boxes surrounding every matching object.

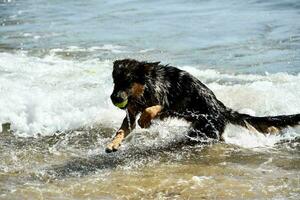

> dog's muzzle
[113,99,128,109]
[110,91,128,109]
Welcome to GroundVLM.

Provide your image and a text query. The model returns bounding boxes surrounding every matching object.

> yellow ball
[114,99,128,108]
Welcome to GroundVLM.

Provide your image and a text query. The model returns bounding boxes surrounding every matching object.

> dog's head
[110,59,159,109]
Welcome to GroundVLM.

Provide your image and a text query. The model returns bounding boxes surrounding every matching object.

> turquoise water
[1,0,300,73]
[0,0,300,199]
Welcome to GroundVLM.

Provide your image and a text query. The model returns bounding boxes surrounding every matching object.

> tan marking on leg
[244,121,280,134]
[131,83,145,98]
[244,121,259,132]
[106,130,125,152]
[254,124,280,134]
[138,105,162,128]
[105,103,138,153]
[266,126,279,134]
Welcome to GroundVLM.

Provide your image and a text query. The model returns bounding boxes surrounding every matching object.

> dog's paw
[105,131,124,153]
[105,145,118,153]
[105,142,120,153]
[138,117,151,128]
[105,147,113,153]
[138,106,162,128]
[138,110,153,128]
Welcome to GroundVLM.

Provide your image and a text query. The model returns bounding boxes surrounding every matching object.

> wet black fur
[111,59,300,141]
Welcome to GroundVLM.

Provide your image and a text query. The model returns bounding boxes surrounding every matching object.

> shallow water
[1,126,300,199]
[0,0,300,199]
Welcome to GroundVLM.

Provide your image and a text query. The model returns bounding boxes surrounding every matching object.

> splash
[0,52,299,149]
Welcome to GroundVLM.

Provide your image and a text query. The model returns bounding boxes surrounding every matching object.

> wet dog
[106,59,300,152]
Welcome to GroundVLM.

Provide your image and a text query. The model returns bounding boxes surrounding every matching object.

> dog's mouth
[111,89,129,109]
[113,98,128,109]
[111,82,145,109]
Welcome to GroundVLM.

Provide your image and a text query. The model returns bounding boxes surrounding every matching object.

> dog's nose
[110,93,124,104]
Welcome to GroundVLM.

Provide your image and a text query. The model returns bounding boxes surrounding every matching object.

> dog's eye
[113,78,131,87]
[121,78,131,85]
[116,64,123,68]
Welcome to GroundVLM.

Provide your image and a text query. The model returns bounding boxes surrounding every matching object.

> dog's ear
[139,61,160,73]
[113,59,139,70]
[113,60,122,70]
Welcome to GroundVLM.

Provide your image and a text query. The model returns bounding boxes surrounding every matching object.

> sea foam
[0,52,299,148]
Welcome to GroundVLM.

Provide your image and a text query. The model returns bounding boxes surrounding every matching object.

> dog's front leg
[106,109,136,153]
[138,105,162,128]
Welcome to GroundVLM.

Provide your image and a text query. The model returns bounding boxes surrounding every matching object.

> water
[0,0,300,199]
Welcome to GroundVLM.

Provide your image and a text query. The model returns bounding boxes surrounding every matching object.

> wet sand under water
[0,125,299,200]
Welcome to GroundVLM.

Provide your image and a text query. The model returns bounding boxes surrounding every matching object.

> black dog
[106,59,300,152]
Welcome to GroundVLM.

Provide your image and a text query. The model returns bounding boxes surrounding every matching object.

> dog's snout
[110,92,127,104]
[111,93,122,104]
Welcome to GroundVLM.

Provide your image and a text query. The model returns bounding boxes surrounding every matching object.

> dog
[106,59,300,152]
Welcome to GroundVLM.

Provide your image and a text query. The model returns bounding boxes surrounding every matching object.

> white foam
[181,66,300,116]
[0,52,124,136]
[49,44,127,54]
[0,53,299,149]
[224,125,280,148]
[191,176,213,187]
[182,66,300,148]
[192,176,213,183]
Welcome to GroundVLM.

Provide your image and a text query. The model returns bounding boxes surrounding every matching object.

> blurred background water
[1,0,300,73]
[0,0,300,199]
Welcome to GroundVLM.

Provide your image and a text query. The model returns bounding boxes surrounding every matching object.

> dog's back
[139,62,300,138]
[144,65,227,115]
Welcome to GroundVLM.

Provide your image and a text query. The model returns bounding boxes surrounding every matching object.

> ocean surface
[0,0,300,199]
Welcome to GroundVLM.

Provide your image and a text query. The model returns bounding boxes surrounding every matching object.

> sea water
[0,0,299,199]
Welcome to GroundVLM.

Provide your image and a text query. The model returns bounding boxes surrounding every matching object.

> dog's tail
[226,110,300,133]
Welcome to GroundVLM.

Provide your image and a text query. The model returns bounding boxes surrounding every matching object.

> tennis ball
[114,99,128,109]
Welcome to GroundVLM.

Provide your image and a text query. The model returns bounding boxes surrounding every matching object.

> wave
[49,44,127,54]
[0,52,299,149]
